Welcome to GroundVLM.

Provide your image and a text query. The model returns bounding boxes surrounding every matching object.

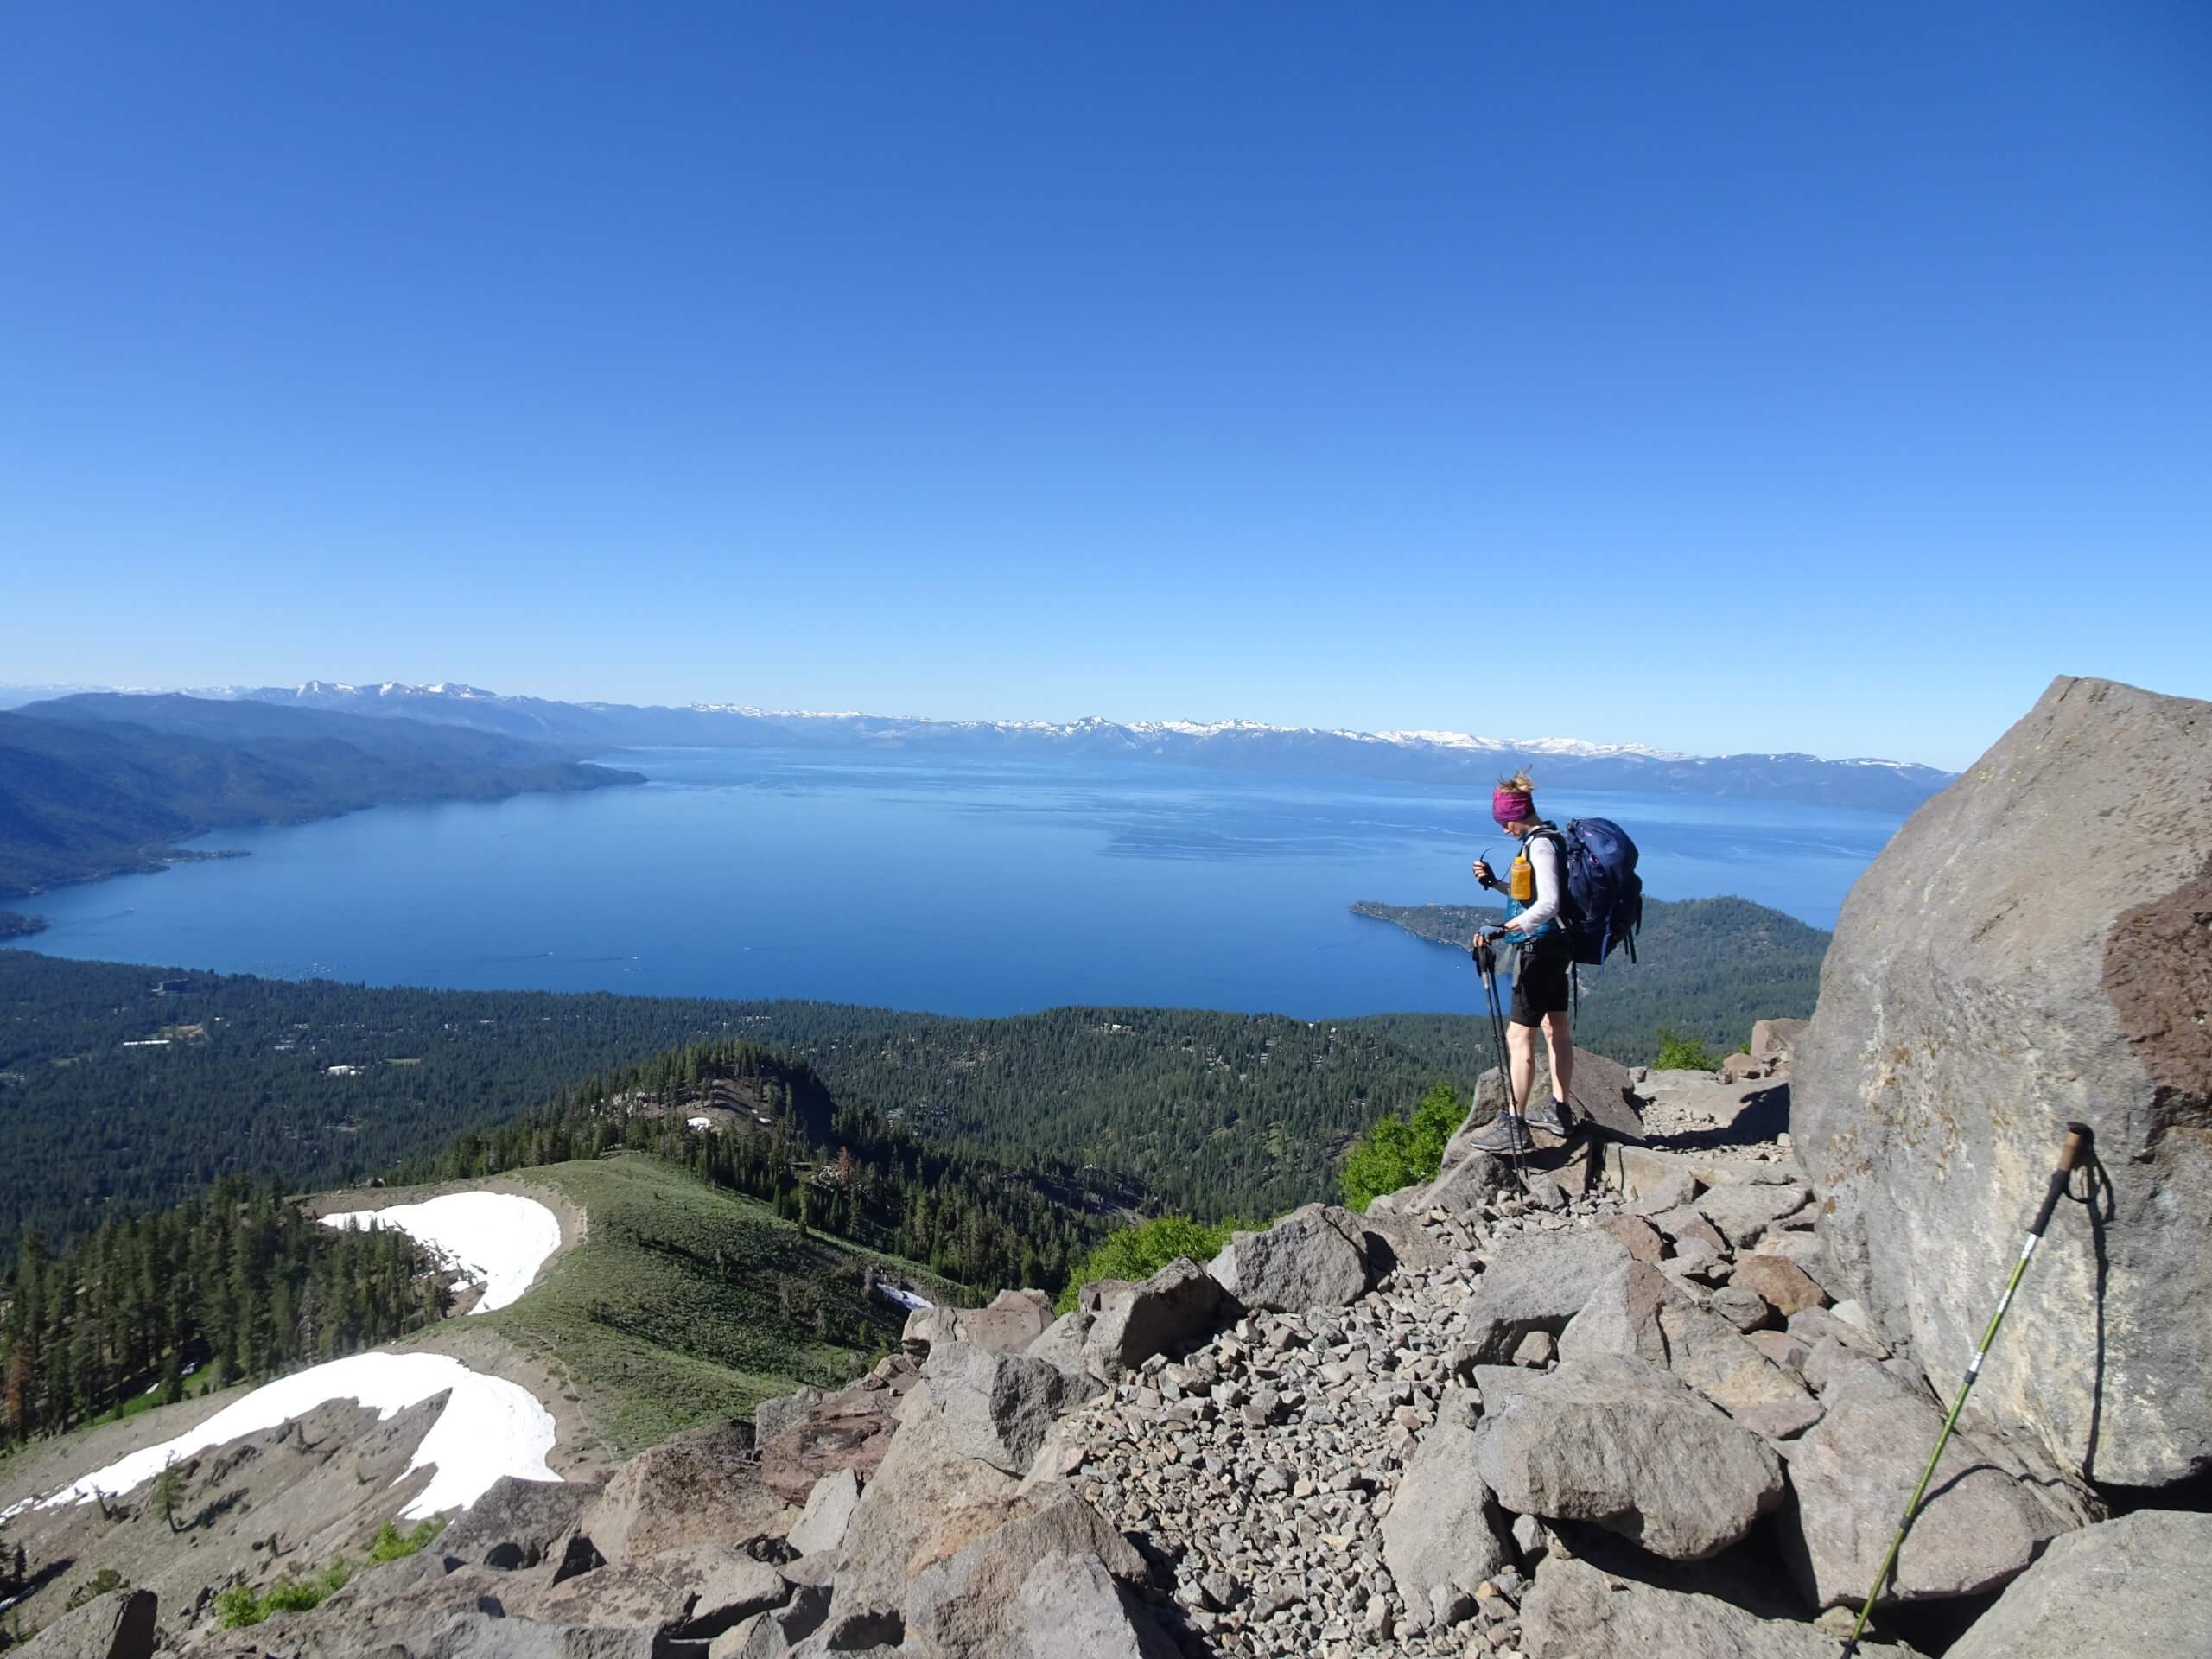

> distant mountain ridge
[188,679,1952,810]
[0,695,639,896]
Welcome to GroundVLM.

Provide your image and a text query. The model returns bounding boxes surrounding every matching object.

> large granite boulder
[1206,1205,1370,1312]
[1780,1361,2093,1608]
[1471,1357,1785,1560]
[1078,1256,1225,1378]
[924,1341,1103,1474]
[1378,1414,1514,1620]
[439,1475,601,1572]
[1796,676,2212,1486]
[1455,1226,1631,1364]
[1520,1556,1920,1659]
[1947,1510,2212,1659]
[582,1421,791,1562]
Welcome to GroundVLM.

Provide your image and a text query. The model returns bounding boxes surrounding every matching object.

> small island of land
[0,909,50,939]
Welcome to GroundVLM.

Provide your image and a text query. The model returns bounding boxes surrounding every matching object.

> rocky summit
[1797,674,2212,1488]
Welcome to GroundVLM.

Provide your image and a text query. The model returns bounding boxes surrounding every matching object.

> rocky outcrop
[1796,675,2212,1487]
[17,1588,158,1659]
[756,1357,918,1505]
[1946,1509,2212,1659]
[902,1290,1056,1362]
[1454,1225,1630,1363]
[436,1475,601,1573]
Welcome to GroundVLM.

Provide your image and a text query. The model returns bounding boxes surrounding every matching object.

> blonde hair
[1497,769,1535,793]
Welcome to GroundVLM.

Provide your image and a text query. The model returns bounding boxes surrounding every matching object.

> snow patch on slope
[321,1192,562,1314]
[25,1351,557,1520]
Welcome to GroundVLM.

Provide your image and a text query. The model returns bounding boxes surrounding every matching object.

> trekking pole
[1843,1122,2094,1653]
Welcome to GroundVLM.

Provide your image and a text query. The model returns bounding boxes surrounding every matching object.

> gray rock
[582,1421,792,1563]
[1948,1510,2212,1659]
[1472,1046,1647,1141]
[529,1560,696,1630]
[441,1476,601,1572]
[1007,1549,1180,1659]
[1207,1204,1370,1313]
[831,1384,1020,1619]
[1708,1286,1776,1332]
[16,1589,157,1659]
[925,1341,1103,1474]
[901,1480,1154,1658]
[643,1543,794,1638]
[1751,1018,1809,1065]
[1421,1146,1514,1214]
[785,1465,861,1556]
[1780,1361,2091,1607]
[1796,676,2212,1487]
[1472,1355,1786,1560]
[1520,1554,1919,1658]
[1691,1181,1810,1249]
[1624,1166,1702,1217]
[1380,1415,1514,1613]
[1456,1226,1632,1363]
[753,1387,824,1449]
[1560,1262,1810,1421]
[1080,1257,1224,1378]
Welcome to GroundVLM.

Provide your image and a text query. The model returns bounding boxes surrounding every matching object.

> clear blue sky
[4,3,2206,769]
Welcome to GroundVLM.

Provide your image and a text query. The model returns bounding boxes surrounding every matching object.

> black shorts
[1510,932,1573,1027]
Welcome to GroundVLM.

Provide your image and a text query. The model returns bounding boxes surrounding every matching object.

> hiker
[1465,772,1574,1153]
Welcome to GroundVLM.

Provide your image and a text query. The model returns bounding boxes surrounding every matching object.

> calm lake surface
[14,749,1902,1018]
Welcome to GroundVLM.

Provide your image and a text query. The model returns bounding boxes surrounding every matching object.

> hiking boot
[1525,1096,1573,1138]
[1467,1113,1535,1155]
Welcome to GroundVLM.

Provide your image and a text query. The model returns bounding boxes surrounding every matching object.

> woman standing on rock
[1466,772,1574,1154]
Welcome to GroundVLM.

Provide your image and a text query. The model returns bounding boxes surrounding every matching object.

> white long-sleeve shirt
[1505,832,1563,934]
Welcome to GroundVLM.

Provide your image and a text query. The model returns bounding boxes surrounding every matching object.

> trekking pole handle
[2030,1122,2094,1240]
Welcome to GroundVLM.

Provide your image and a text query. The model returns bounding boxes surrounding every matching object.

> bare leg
[1544,1011,1573,1103]
[1506,1020,1537,1115]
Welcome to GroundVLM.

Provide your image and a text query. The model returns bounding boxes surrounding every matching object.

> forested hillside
[2,1177,437,1445]
[0,696,639,896]
[1,897,1820,1262]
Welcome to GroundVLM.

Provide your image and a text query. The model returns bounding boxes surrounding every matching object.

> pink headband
[1491,789,1533,825]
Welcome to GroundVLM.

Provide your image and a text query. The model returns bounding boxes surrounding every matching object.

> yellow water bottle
[1510,850,1534,903]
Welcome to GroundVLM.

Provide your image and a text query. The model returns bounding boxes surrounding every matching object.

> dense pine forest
[2,1178,437,1446]
[2,897,1821,1264]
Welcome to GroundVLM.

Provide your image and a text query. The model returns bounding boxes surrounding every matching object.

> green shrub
[213,1586,264,1630]
[1339,1083,1463,1211]
[1654,1027,1723,1071]
[1054,1214,1251,1314]
[369,1517,446,1564]
[63,1570,125,1612]
[214,1560,352,1629]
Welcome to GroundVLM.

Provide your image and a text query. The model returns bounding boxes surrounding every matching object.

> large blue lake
[13,749,1902,1018]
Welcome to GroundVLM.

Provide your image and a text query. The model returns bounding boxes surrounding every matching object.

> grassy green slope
[483,1156,963,1455]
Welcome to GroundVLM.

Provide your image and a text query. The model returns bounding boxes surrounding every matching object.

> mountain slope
[0,696,641,895]
[226,680,1952,810]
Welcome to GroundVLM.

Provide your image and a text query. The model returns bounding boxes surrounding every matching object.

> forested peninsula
[0,695,639,897]
[1349,893,1829,1060]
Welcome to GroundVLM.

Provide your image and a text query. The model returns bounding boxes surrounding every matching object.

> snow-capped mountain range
[3,679,1955,809]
